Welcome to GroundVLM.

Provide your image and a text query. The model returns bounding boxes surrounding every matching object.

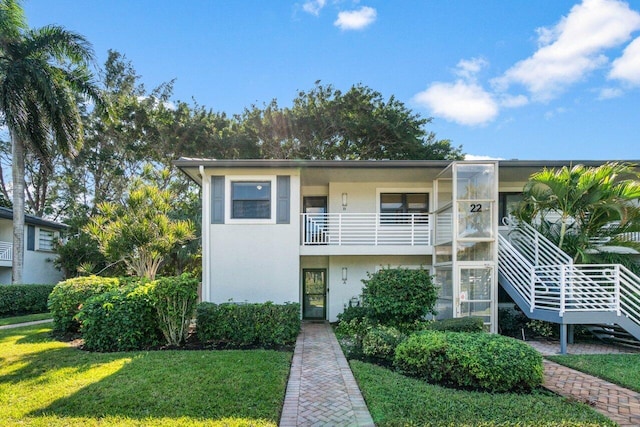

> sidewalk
[280,322,374,427]
[0,318,53,330]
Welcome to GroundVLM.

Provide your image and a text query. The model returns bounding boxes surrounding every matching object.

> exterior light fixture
[342,267,348,284]
[342,193,348,210]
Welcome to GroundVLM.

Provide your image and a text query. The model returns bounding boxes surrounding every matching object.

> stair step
[587,324,640,348]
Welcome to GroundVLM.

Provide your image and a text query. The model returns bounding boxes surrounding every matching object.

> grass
[350,360,615,427]
[548,353,640,393]
[0,313,52,326]
[0,324,292,426]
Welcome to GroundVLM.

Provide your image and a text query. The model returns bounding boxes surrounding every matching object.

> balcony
[0,241,12,266]
[300,213,431,256]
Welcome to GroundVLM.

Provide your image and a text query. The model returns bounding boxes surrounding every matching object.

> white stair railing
[500,218,640,341]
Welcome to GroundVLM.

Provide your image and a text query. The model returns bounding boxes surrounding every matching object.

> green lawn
[0,324,292,426]
[548,353,640,393]
[351,360,615,427]
[0,313,52,326]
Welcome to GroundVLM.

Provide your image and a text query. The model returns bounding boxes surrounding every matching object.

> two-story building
[176,158,640,342]
[0,207,66,284]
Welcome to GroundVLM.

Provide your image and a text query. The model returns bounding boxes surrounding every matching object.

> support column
[568,324,575,345]
[559,323,567,354]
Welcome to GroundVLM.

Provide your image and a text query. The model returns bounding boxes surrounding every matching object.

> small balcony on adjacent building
[300,213,432,256]
[0,241,12,267]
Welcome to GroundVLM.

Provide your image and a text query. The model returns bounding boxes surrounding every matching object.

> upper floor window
[38,229,56,251]
[380,193,429,224]
[231,181,271,219]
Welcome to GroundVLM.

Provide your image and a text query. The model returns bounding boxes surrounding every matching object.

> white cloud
[334,6,377,30]
[499,94,529,108]
[302,0,326,16]
[465,154,505,160]
[494,0,640,101]
[454,57,488,81]
[598,87,624,99]
[413,81,498,126]
[609,36,640,85]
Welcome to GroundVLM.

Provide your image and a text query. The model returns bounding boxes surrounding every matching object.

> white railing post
[338,214,342,246]
[530,269,536,312]
[615,264,621,316]
[560,265,566,317]
[411,214,415,246]
[375,214,379,246]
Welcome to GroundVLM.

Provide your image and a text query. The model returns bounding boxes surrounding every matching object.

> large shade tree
[0,0,101,283]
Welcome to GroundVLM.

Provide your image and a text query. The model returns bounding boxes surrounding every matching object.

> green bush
[362,267,437,328]
[335,316,376,359]
[425,316,485,333]
[48,276,120,333]
[148,274,199,346]
[196,302,300,347]
[336,302,369,324]
[0,284,55,316]
[394,331,543,392]
[78,284,162,352]
[362,325,406,363]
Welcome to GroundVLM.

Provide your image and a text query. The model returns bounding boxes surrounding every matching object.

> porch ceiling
[300,167,445,186]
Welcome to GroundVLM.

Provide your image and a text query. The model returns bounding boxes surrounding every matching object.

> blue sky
[23,0,640,160]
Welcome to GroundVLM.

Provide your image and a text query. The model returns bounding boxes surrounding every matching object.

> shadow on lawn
[28,349,287,423]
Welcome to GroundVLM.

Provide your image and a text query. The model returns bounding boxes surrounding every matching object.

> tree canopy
[0,0,101,283]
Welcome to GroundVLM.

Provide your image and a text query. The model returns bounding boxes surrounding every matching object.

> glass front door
[458,266,493,327]
[303,269,326,320]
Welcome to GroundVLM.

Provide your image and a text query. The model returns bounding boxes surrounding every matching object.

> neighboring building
[176,158,640,349]
[0,207,66,284]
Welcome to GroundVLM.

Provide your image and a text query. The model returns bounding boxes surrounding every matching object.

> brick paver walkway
[544,360,640,426]
[280,322,374,427]
[524,340,640,426]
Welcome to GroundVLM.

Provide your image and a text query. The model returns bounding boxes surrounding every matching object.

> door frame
[302,268,327,320]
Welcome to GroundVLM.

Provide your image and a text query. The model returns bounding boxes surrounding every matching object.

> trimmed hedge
[196,302,300,347]
[0,284,55,316]
[425,316,485,333]
[48,276,120,333]
[394,330,543,392]
[78,284,162,352]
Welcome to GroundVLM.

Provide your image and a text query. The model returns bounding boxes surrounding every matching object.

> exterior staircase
[498,218,640,352]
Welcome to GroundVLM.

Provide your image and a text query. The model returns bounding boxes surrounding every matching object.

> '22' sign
[470,204,483,213]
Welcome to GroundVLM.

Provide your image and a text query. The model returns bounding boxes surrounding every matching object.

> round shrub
[48,276,120,333]
[362,267,437,328]
[394,331,543,392]
[78,284,162,352]
[362,325,406,363]
[425,316,484,333]
[148,274,199,346]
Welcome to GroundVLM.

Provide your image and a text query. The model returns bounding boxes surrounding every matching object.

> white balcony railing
[301,213,430,246]
[0,241,12,261]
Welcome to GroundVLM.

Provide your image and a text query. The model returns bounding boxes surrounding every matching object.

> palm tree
[517,162,640,262]
[0,0,101,283]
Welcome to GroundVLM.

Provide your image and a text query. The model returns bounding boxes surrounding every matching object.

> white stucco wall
[204,169,301,304]
[0,220,64,284]
[325,255,432,322]
[327,182,432,214]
